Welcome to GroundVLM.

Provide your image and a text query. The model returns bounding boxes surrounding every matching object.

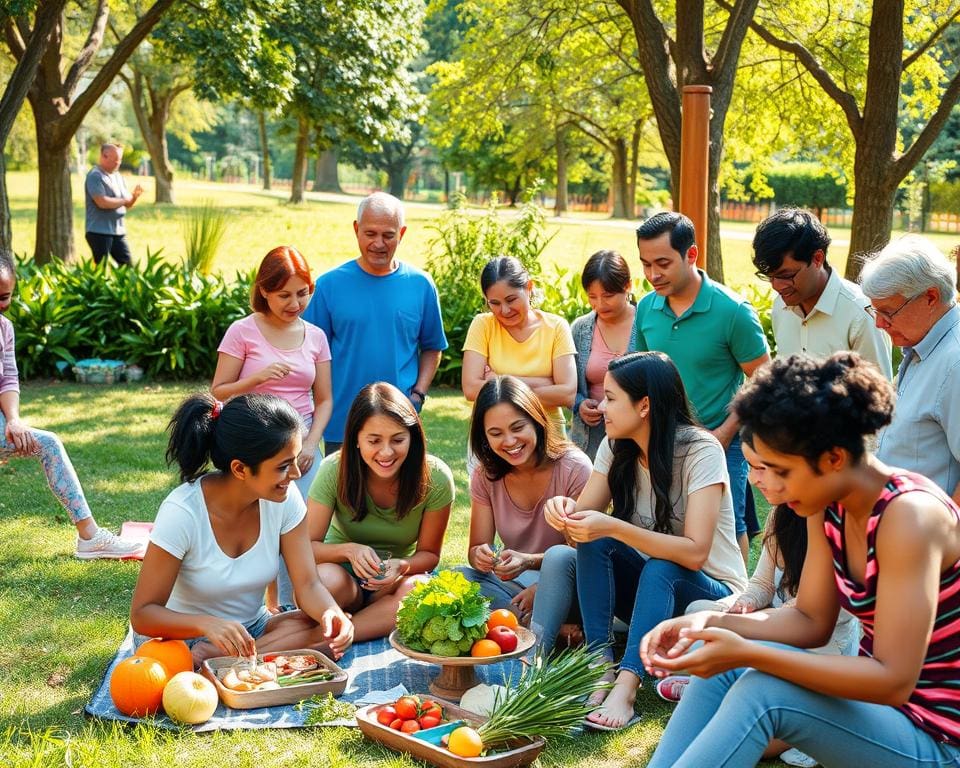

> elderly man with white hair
[303,192,447,455]
[861,234,960,503]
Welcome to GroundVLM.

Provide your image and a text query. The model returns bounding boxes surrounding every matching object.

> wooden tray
[356,698,545,768]
[200,648,347,710]
[389,628,535,700]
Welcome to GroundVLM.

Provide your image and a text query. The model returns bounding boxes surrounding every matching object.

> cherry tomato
[394,696,420,720]
[419,715,441,730]
[422,705,442,720]
[377,706,397,726]
[400,719,421,734]
[389,718,404,730]
[420,698,437,711]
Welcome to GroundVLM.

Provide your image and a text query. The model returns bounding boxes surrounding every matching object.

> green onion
[477,645,612,749]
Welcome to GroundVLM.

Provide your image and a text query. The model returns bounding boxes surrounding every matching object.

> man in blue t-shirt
[303,192,448,453]
[84,143,143,266]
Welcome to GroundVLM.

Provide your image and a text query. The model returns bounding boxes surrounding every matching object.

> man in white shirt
[751,208,892,378]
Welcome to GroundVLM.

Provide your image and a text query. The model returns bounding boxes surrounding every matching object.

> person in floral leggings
[0,251,141,559]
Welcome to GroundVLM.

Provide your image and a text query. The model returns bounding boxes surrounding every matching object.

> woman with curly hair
[642,352,960,767]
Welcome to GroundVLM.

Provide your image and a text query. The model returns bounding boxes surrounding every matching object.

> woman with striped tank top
[640,352,960,768]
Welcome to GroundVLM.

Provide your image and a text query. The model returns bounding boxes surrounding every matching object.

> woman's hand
[511,584,537,624]
[493,549,529,581]
[255,362,292,384]
[320,605,354,659]
[640,611,716,677]
[201,616,257,658]
[579,398,603,427]
[728,594,762,614]
[471,543,499,573]
[482,364,497,381]
[361,559,407,592]
[345,543,384,581]
[543,495,576,532]
[4,418,38,456]
[648,626,753,678]
[561,510,612,543]
[298,438,319,474]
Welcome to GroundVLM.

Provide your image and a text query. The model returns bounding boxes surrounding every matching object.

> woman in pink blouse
[212,246,332,607]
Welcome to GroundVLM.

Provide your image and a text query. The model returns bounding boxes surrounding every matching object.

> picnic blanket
[85,629,525,731]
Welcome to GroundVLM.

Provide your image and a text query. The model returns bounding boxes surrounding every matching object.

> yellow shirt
[463,310,576,425]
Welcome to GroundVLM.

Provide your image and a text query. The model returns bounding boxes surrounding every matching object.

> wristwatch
[410,389,427,403]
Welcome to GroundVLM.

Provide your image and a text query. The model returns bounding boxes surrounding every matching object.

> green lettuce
[396,570,490,655]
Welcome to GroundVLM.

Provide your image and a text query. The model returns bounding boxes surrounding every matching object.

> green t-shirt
[633,271,769,429]
[308,452,455,559]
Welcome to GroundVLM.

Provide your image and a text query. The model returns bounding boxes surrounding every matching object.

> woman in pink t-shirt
[459,375,592,653]
[213,246,332,607]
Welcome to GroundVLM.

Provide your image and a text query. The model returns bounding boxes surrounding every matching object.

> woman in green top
[307,382,454,641]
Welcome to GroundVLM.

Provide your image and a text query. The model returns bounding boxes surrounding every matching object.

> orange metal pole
[679,85,712,269]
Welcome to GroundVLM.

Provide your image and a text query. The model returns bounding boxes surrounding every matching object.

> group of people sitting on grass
[2,193,959,766]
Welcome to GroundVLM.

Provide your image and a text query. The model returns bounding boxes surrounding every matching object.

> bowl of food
[200,649,347,709]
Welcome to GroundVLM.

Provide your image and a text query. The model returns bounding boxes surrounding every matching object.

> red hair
[251,246,314,313]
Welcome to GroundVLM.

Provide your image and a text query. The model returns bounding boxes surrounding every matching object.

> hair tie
[211,399,223,420]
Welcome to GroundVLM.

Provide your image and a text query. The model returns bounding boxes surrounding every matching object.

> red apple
[486,625,518,653]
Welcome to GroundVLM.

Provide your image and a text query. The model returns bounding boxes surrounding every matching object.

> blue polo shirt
[633,271,769,429]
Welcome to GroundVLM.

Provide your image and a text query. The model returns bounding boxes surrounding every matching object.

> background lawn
[1,382,777,767]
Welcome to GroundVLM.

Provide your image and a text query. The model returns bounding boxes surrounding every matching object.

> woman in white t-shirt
[544,351,747,731]
[130,393,353,666]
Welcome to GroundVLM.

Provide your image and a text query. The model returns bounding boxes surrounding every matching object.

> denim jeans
[648,656,960,768]
[725,435,749,537]
[576,536,731,677]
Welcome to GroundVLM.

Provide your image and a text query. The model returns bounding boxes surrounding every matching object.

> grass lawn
[8,171,957,292]
[1,382,779,767]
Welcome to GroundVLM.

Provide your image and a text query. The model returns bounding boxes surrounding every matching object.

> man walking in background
[84,143,143,266]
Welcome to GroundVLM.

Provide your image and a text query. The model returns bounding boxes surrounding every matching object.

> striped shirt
[824,472,960,745]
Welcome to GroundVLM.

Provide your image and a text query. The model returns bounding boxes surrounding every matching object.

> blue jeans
[648,656,960,767]
[576,537,731,677]
[725,435,748,537]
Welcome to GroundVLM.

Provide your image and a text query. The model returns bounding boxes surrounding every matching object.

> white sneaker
[780,748,819,767]
[74,528,145,560]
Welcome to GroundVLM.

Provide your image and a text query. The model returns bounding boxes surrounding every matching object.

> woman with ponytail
[543,351,746,730]
[130,392,353,665]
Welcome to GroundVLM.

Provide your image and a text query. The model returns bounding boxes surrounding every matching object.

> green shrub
[183,200,228,275]
[425,186,589,386]
[735,283,777,356]
[9,253,251,380]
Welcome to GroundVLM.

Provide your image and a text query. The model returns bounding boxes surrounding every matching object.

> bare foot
[587,671,639,729]
[588,664,617,708]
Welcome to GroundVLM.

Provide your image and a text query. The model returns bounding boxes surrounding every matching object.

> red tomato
[419,715,441,730]
[420,698,437,711]
[377,706,397,726]
[394,696,420,720]
[422,705,442,720]
[389,718,404,730]
[400,720,421,734]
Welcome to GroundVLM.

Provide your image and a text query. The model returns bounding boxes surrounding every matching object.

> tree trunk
[846,171,897,278]
[387,166,406,198]
[610,139,630,219]
[705,123,726,283]
[555,125,568,216]
[0,154,10,253]
[313,148,342,192]
[289,117,310,204]
[258,112,271,191]
[628,121,642,217]
[34,139,74,264]
[148,110,174,204]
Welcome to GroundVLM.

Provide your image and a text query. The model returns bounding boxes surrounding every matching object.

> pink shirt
[217,314,331,418]
[470,449,592,554]
[0,315,19,395]
[585,323,619,402]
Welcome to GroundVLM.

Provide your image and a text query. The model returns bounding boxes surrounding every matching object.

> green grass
[0,382,778,767]
[9,171,957,292]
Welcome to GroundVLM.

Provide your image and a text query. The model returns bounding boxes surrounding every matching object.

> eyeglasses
[754,263,808,285]
[865,295,918,323]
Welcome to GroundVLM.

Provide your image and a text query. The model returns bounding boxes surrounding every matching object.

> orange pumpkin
[136,638,194,676]
[110,656,169,717]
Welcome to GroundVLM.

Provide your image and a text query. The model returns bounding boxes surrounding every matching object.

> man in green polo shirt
[633,212,770,562]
